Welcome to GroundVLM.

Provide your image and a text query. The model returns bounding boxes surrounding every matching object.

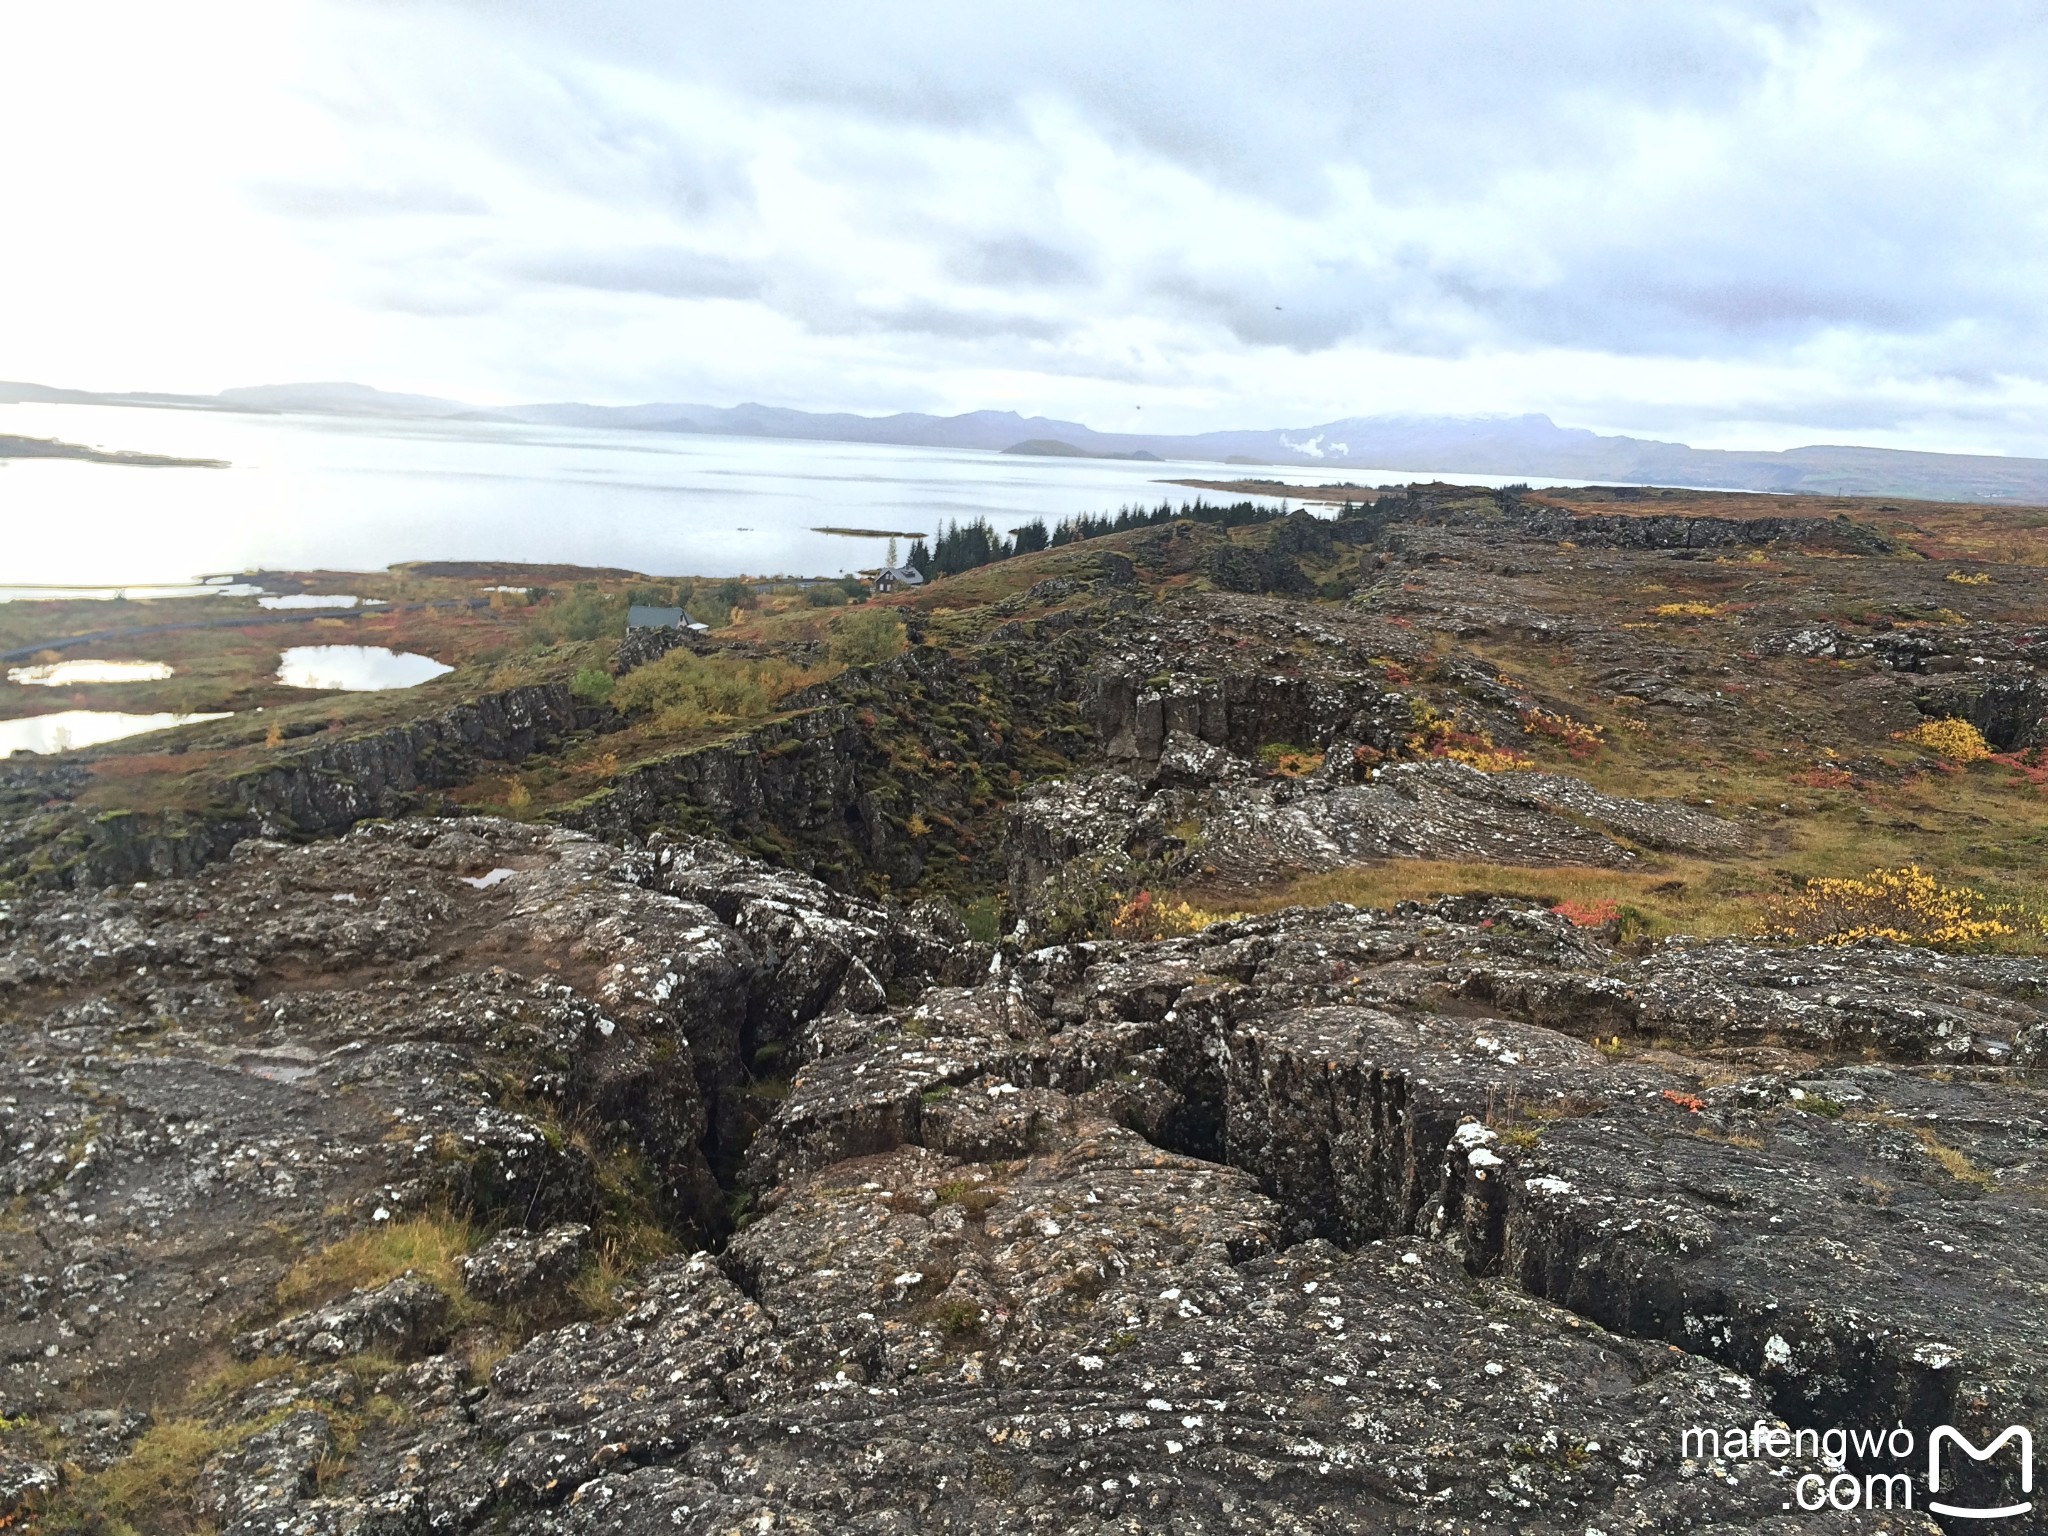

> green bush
[611,649,831,732]
[961,895,1003,943]
[571,666,615,705]
[685,578,755,629]
[830,609,907,667]
[549,584,626,641]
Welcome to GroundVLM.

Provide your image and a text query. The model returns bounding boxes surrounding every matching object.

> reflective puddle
[0,710,232,756]
[7,659,176,685]
[276,645,452,690]
[258,594,361,610]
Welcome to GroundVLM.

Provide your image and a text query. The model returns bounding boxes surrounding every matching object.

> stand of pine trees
[905,496,1407,582]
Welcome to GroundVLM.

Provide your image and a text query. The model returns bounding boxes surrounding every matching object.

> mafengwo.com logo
[1929,1426,2033,1522]
[1680,1421,2032,1517]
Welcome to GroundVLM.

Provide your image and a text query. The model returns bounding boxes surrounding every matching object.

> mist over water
[0,403,1556,585]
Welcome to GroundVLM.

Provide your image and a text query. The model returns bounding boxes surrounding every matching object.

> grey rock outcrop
[461,1223,592,1304]
[1919,673,2048,750]
[233,1276,453,1362]
[228,683,590,838]
[1005,755,1742,927]
[1,683,598,891]
[0,816,980,1417]
[7,835,2039,1531]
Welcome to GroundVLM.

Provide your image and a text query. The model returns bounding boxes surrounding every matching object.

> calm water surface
[0,710,232,757]
[277,645,454,691]
[1,402,1560,585]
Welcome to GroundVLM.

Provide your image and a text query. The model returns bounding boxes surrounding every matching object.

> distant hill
[11,379,2048,505]
[216,382,476,418]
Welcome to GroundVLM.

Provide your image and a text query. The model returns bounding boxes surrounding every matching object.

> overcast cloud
[4,1,2047,451]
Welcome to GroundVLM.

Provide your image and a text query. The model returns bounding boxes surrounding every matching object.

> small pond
[276,645,452,691]
[0,710,232,757]
[7,659,176,685]
[258,594,362,610]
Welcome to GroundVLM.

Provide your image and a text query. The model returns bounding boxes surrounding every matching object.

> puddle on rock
[0,710,232,756]
[277,645,453,691]
[7,659,175,685]
[461,867,519,889]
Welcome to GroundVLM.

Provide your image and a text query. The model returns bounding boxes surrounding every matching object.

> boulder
[461,1224,592,1305]
[233,1277,452,1363]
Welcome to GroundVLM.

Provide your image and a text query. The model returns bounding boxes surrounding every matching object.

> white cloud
[3,0,2046,452]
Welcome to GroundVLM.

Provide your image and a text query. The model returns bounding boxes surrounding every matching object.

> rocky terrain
[4,484,2046,1532]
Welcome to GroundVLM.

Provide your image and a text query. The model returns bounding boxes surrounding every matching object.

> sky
[6,1,2048,453]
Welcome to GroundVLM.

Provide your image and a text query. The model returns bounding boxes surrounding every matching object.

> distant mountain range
[6,378,2047,504]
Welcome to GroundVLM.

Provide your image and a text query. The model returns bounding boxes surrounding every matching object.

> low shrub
[1520,706,1603,761]
[1405,702,1532,772]
[570,665,614,705]
[545,585,627,641]
[1894,716,1993,763]
[1110,889,1245,939]
[1764,865,2037,950]
[1256,742,1324,777]
[829,608,908,667]
[610,649,836,732]
[1551,898,1620,928]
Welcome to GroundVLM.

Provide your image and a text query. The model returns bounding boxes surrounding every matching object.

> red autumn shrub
[1552,898,1620,928]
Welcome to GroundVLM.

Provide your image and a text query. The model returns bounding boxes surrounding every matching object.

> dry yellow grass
[1186,857,1761,940]
[1915,1126,1993,1187]
[91,1411,293,1529]
[1188,848,2046,956]
[275,1211,476,1311]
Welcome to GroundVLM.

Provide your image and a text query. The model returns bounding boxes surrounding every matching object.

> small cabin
[627,605,708,633]
[871,565,926,594]
[627,605,684,631]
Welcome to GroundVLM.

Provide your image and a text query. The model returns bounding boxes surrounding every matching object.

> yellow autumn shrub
[1894,716,1993,763]
[1764,866,2026,949]
[1111,890,1247,939]
[1404,703,1532,772]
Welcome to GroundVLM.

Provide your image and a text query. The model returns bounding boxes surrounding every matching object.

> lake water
[0,400,1563,586]
[277,645,454,691]
[0,710,232,757]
